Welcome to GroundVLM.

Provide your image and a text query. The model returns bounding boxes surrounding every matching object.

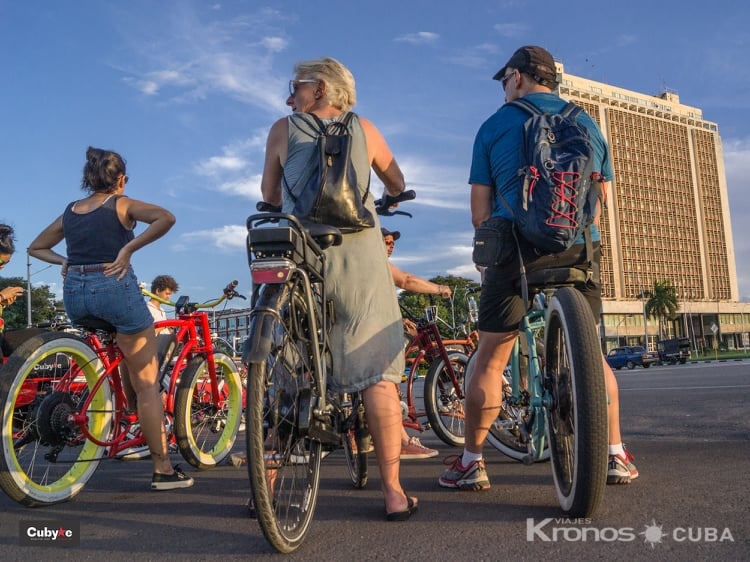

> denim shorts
[63,267,153,335]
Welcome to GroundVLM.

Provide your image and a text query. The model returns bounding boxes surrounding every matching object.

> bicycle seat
[71,315,117,333]
[300,221,343,250]
[523,267,591,292]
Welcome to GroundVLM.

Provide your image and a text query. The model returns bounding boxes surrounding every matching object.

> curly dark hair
[151,275,179,293]
[81,146,127,194]
[0,224,16,255]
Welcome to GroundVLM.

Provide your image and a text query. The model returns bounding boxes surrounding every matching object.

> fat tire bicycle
[399,304,469,448]
[467,268,608,516]
[0,282,244,507]
[244,191,415,553]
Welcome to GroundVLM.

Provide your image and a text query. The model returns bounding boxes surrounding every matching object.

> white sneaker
[116,424,151,460]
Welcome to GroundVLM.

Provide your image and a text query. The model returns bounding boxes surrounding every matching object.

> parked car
[606,346,659,370]
[657,337,690,364]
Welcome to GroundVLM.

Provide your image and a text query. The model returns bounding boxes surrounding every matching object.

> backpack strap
[508,97,543,116]
[559,101,583,120]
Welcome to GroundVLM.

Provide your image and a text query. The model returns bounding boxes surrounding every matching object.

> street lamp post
[26,250,53,328]
[615,314,634,346]
[638,286,648,350]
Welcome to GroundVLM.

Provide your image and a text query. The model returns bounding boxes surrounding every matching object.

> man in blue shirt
[439,46,638,491]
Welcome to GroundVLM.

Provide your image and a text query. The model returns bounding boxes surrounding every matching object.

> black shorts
[478,241,602,333]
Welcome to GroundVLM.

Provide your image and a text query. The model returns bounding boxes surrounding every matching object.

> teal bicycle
[467,268,608,516]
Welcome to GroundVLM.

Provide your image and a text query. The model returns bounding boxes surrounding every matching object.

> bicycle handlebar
[374,189,416,217]
[141,280,245,309]
[255,190,416,220]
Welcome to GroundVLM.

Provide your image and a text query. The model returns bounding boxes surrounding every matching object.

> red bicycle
[399,303,469,447]
[0,281,244,506]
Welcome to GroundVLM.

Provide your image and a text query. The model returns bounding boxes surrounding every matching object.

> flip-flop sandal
[385,494,418,521]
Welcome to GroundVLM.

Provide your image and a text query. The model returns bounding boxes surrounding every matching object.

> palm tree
[644,280,679,340]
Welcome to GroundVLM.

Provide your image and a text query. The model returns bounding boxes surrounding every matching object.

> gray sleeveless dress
[283,112,405,392]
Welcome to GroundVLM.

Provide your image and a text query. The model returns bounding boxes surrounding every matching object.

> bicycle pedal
[308,422,339,447]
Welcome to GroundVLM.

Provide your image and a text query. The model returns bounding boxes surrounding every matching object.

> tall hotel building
[557,62,749,353]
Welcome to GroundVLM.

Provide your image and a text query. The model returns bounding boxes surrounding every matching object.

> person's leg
[439,330,515,490]
[464,331,516,453]
[603,358,621,445]
[362,380,415,515]
[602,355,638,483]
[116,328,173,475]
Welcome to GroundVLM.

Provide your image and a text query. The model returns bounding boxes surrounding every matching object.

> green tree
[643,279,679,340]
[398,274,479,339]
[0,276,61,329]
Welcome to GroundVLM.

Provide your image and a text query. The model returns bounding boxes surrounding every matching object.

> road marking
[621,384,750,391]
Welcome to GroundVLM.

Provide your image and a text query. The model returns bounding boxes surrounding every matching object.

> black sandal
[385,494,418,521]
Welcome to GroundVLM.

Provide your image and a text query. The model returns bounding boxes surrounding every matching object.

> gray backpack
[499,98,601,254]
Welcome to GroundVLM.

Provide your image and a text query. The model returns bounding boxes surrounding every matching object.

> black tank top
[63,195,134,265]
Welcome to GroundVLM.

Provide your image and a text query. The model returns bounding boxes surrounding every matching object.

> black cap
[493,45,558,89]
[380,227,400,241]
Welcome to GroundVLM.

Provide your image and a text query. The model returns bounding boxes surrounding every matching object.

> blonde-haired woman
[260,57,416,520]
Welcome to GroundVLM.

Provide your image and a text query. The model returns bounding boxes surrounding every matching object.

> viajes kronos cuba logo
[19,520,80,547]
[526,518,734,547]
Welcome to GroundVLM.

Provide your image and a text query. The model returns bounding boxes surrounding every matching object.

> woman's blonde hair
[294,57,356,111]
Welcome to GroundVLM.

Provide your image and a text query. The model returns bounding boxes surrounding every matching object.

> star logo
[640,519,668,548]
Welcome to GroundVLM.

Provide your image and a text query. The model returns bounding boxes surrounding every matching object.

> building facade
[557,63,749,354]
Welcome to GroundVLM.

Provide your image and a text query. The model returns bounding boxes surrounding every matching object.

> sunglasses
[0,258,8,266]
[500,69,516,90]
[288,79,318,96]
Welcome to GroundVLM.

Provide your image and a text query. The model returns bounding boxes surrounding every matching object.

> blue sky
[2,0,749,307]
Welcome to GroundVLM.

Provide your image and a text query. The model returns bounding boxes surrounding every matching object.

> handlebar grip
[223,280,242,299]
[375,189,416,217]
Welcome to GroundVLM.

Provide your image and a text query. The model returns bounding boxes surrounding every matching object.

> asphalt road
[1,361,748,560]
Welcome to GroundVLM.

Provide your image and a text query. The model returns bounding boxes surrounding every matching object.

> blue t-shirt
[469,92,613,242]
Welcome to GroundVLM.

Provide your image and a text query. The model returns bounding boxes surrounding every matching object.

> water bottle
[468,296,479,324]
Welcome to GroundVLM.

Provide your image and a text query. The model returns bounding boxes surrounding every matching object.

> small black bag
[283,112,375,234]
[472,216,517,267]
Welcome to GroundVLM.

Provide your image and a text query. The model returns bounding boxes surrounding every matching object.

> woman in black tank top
[29,147,192,491]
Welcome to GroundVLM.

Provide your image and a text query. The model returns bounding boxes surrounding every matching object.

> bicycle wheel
[462,351,551,463]
[342,394,368,489]
[0,332,112,506]
[245,286,322,554]
[174,352,243,469]
[545,287,607,517]
[423,351,468,447]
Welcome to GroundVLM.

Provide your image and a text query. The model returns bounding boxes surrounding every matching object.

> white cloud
[195,155,248,176]
[261,36,287,52]
[115,8,290,114]
[176,224,247,252]
[394,31,439,45]
[193,133,268,197]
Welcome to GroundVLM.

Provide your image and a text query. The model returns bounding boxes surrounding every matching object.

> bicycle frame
[506,299,548,462]
[401,318,462,432]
